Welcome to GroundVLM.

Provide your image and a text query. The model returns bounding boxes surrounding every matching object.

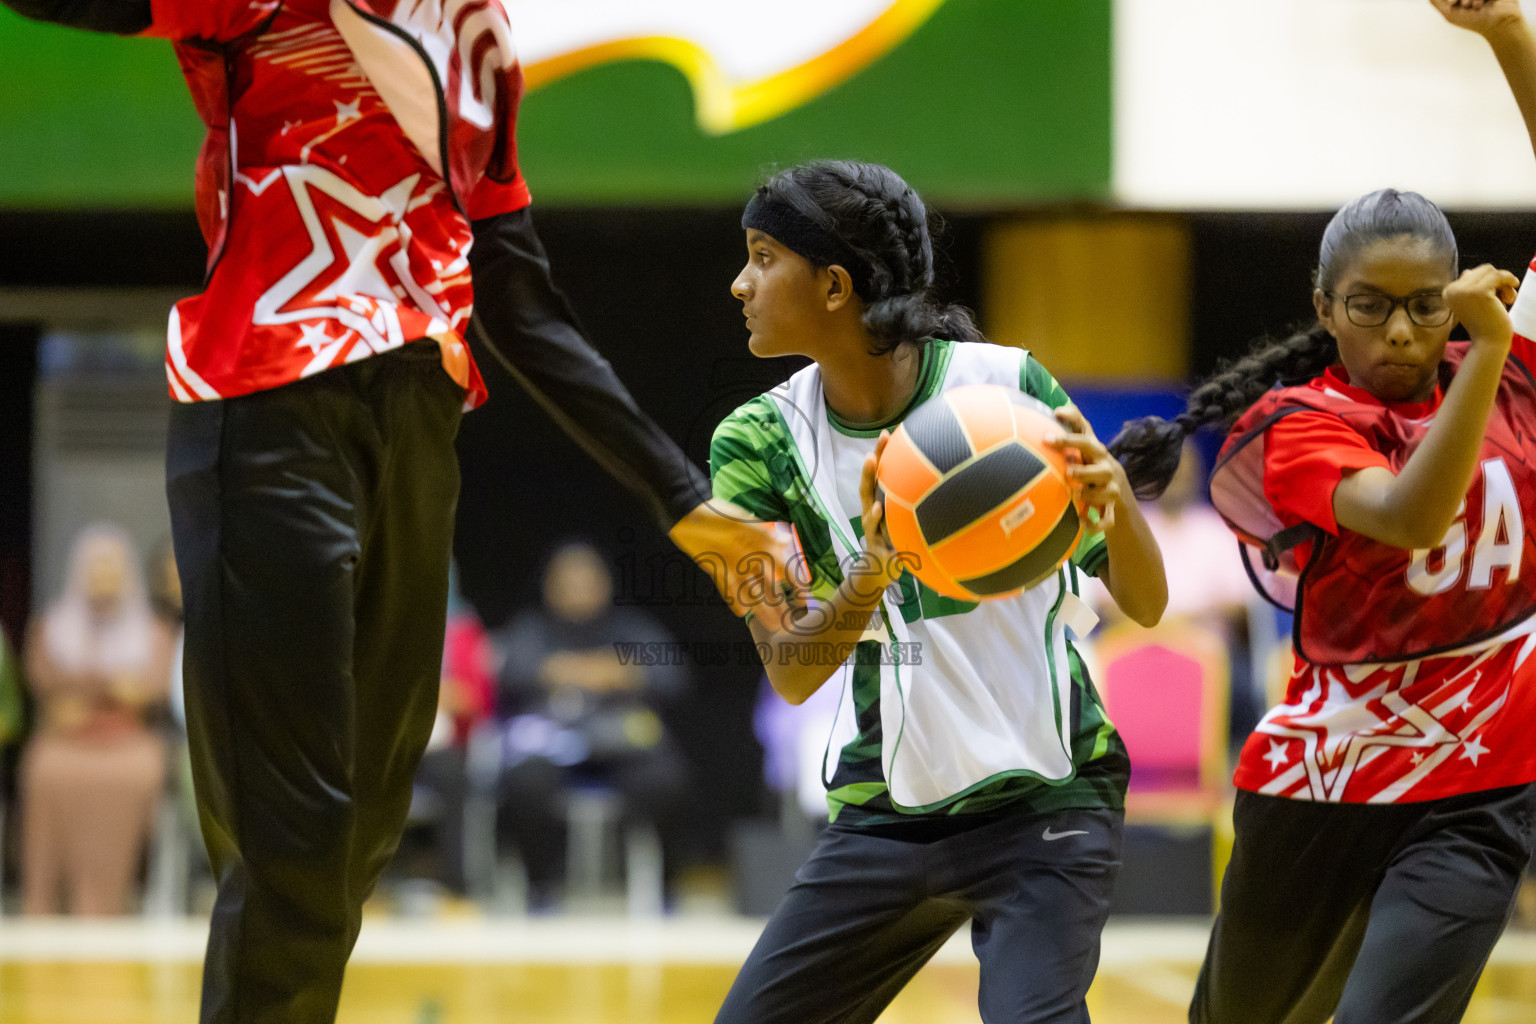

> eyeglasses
[1323,290,1452,328]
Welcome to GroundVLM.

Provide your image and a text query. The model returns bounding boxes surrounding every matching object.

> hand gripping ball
[877,384,1085,601]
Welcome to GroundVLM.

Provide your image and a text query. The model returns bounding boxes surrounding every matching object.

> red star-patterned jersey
[145,0,533,408]
[1216,345,1536,667]
[1234,627,1536,803]
[1215,262,1536,802]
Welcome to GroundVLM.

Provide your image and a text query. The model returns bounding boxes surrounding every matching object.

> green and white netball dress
[711,339,1127,824]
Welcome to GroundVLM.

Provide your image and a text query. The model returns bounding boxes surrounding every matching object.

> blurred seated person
[493,541,689,909]
[20,524,174,915]
[406,562,494,895]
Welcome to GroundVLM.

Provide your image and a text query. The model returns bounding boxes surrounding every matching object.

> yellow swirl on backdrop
[523,0,949,134]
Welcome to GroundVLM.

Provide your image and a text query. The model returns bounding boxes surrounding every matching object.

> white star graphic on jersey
[1411,751,1425,765]
[334,98,362,125]
[296,322,332,354]
[252,165,454,371]
[1460,735,1490,766]
[282,119,301,135]
[316,220,397,304]
[1263,739,1290,772]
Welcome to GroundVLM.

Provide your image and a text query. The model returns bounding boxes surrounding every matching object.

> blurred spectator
[407,563,495,895]
[19,524,174,915]
[493,541,690,909]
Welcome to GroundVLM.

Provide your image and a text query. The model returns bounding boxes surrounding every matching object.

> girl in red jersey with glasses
[1113,3,1536,1021]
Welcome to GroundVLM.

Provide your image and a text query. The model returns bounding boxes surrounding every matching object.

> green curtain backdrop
[0,1,1110,209]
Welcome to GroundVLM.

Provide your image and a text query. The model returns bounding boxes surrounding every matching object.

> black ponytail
[751,160,983,355]
[1110,188,1457,499]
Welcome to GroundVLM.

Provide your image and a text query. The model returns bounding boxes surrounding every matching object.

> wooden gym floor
[2,919,1535,1023]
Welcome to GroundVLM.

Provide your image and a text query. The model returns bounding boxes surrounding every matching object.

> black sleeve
[467,207,707,532]
[2,0,152,33]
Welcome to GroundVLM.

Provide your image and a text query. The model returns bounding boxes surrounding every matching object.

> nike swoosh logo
[1042,828,1089,841]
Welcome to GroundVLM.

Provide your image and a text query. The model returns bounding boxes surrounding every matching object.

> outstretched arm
[2,0,150,33]
[1433,0,1536,168]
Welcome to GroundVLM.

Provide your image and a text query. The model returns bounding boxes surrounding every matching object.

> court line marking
[1,918,1533,967]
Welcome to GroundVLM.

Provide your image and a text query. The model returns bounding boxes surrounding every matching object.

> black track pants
[167,341,463,1024]
[1191,784,1536,1024]
[715,805,1123,1024]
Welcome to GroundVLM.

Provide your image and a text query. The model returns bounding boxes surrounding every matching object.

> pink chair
[1094,621,1230,824]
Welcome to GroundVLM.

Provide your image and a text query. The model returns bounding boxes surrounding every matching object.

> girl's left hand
[858,430,902,587]
[1047,405,1126,532]
[1431,0,1526,36]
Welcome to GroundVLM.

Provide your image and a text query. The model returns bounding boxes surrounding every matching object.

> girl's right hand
[1445,263,1519,346]
[669,497,799,629]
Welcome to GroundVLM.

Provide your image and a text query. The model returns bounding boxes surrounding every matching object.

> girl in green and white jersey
[710,160,1167,1024]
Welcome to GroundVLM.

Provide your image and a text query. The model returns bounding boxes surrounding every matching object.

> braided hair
[752,161,984,355]
[1111,188,1458,499]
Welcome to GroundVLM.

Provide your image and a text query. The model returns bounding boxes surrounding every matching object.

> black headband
[742,193,871,295]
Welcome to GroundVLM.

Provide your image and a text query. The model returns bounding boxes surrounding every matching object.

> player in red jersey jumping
[0,2,791,1022]
[1111,2,1536,1021]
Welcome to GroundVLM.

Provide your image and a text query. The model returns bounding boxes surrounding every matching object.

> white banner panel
[1115,0,1536,208]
